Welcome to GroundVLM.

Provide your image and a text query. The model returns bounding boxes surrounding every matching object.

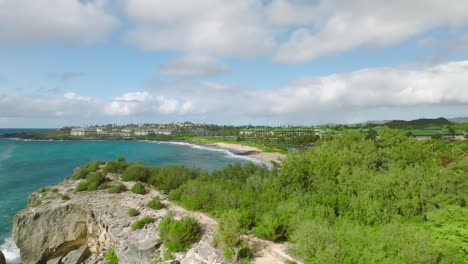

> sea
[0,128,256,263]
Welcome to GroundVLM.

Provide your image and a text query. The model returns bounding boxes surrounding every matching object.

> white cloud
[0,0,118,45]
[123,0,275,57]
[159,54,229,78]
[2,61,468,124]
[273,0,468,63]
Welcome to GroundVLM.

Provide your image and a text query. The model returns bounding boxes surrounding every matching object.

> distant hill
[384,117,453,128]
[449,117,468,123]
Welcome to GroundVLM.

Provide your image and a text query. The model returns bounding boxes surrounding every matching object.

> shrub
[159,215,201,253]
[61,194,71,201]
[72,160,104,180]
[103,160,119,174]
[37,187,49,193]
[131,182,147,195]
[121,164,151,182]
[214,210,251,261]
[127,208,139,217]
[75,172,106,192]
[104,249,119,264]
[51,188,59,193]
[147,196,165,210]
[148,166,200,192]
[108,184,128,194]
[131,216,155,230]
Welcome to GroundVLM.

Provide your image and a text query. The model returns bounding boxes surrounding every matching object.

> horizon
[1,1,468,127]
[0,116,465,129]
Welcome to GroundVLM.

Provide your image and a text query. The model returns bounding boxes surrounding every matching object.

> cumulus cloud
[105,92,193,116]
[1,61,468,124]
[0,0,118,45]
[123,0,275,57]
[121,0,468,62]
[273,0,468,63]
[159,54,229,78]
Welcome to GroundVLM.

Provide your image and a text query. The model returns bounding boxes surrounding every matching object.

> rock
[61,245,90,264]
[14,204,91,264]
[0,250,6,264]
[13,175,227,264]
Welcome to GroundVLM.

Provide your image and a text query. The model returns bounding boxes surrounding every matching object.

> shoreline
[204,142,286,164]
[3,137,286,164]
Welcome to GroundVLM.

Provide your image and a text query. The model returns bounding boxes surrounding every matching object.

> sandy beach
[208,142,286,163]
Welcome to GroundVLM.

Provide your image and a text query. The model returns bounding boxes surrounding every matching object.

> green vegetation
[131,216,155,230]
[108,184,128,194]
[75,172,108,192]
[131,182,147,195]
[148,165,199,192]
[37,187,49,193]
[159,215,201,253]
[213,210,252,261]
[72,160,104,180]
[103,157,128,174]
[147,196,164,210]
[127,208,140,217]
[121,164,152,182]
[61,194,71,201]
[104,249,119,264]
[169,130,467,263]
[82,129,466,263]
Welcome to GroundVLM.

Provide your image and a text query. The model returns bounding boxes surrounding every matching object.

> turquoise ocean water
[0,129,254,263]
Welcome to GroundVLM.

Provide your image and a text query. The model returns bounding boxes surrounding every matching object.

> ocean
[0,129,255,263]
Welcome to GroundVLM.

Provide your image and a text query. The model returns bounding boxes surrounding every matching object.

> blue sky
[1,0,468,127]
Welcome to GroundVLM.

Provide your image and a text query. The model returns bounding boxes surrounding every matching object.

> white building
[70,128,98,136]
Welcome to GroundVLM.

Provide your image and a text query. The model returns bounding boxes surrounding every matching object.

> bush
[103,160,118,174]
[131,216,154,230]
[147,196,165,210]
[148,166,200,192]
[61,194,71,201]
[72,160,104,180]
[214,210,251,261]
[131,182,147,195]
[121,164,151,182]
[127,208,139,217]
[108,184,128,194]
[75,172,106,192]
[159,215,201,253]
[104,249,119,264]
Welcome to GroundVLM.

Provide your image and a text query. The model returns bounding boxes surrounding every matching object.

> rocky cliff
[13,172,226,264]
[0,250,5,264]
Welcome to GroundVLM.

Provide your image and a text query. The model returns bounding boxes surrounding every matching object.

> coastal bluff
[12,173,226,264]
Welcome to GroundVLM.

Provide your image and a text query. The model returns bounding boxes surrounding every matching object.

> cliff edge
[13,172,225,264]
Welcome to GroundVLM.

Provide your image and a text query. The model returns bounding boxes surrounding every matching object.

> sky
[1,0,468,128]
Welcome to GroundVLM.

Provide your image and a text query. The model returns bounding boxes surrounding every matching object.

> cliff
[12,173,226,264]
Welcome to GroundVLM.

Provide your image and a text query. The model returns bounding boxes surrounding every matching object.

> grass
[127,208,139,217]
[61,194,71,201]
[131,216,155,230]
[104,249,119,264]
[131,182,147,195]
[108,184,128,194]
[147,196,165,210]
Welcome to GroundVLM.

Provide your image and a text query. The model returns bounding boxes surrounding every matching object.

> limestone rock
[0,250,6,264]
[13,177,227,264]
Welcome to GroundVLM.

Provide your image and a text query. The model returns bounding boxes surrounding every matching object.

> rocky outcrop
[0,250,6,264]
[13,175,227,264]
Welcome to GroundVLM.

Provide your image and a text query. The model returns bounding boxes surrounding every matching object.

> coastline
[205,142,286,164]
[3,135,287,164]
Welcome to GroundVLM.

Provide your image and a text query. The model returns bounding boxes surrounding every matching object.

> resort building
[70,128,98,136]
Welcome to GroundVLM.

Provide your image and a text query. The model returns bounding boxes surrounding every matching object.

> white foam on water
[148,141,263,164]
[0,236,21,264]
